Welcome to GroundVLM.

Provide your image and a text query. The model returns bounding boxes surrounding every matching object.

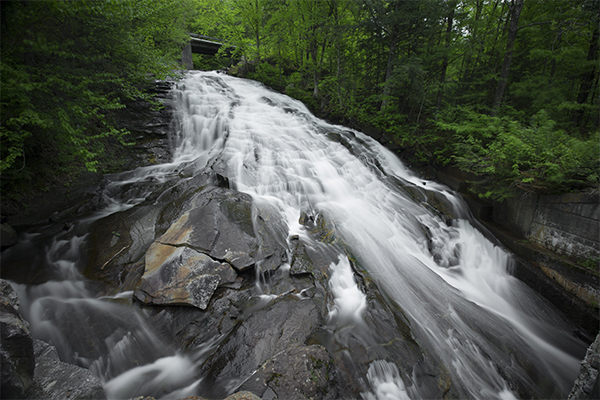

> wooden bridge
[189,34,226,55]
[182,34,234,69]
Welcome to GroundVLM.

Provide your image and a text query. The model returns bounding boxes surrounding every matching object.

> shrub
[435,107,599,200]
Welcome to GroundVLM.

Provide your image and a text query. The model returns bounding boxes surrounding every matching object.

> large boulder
[85,203,162,291]
[134,186,288,310]
[156,187,288,272]
[0,280,35,398]
[134,243,237,309]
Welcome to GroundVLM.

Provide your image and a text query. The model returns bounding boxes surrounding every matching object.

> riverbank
[349,117,600,339]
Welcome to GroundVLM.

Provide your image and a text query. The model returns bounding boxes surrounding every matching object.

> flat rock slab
[200,297,322,398]
[239,344,332,400]
[135,242,237,310]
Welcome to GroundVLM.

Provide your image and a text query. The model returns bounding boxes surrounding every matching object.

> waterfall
[3,71,588,400]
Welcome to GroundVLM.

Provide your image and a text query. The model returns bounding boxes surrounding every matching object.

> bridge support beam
[182,43,193,70]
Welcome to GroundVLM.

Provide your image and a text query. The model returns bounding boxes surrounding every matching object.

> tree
[436,0,458,114]
[1,0,190,188]
[490,0,523,116]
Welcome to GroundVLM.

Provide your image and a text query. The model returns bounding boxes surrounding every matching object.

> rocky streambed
[1,72,597,400]
[2,160,452,399]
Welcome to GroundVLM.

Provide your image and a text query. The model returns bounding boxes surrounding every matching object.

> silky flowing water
[3,71,588,399]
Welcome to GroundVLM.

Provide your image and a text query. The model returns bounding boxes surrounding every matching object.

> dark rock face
[24,340,106,400]
[132,186,288,310]
[569,333,600,400]
[0,280,106,400]
[199,296,325,398]
[0,280,20,310]
[85,203,162,289]
[239,344,332,400]
[114,80,176,169]
[0,224,18,249]
[156,187,288,272]
[0,280,34,398]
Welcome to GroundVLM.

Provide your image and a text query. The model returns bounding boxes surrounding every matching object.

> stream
[2,71,588,400]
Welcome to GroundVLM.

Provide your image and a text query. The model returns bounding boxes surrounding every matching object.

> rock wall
[493,191,600,261]
[435,166,599,265]
[435,166,599,336]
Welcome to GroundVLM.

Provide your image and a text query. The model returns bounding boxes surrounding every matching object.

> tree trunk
[380,34,398,111]
[490,0,523,116]
[573,20,599,127]
[436,1,457,114]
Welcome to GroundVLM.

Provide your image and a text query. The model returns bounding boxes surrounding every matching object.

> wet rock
[290,240,314,276]
[289,238,339,283]
[389,176,456,221]
[1,280,20,310]
[157,187,288,272]
[199,297,322,398]
[24,339,106,400]
[239,345,333,400]
[134,242,237,310]
[134,138,171,165]
[0,280,34,398]
[144,283,254,351]
[222,392,262,400]
[569,333,600,400]
[0,223,18,249]
[85,204,161,291]
[139,391,261,400]
[115,81,174,139]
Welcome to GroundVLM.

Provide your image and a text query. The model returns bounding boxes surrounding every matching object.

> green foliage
[38,0,591,203]
[1,0,190,192]
[436,108,600,200]
[229,0,598,200]
[247,62,283,90]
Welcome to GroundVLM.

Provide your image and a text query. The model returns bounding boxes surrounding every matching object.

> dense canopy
[1,0,598,202]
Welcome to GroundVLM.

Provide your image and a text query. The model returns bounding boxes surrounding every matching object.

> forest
[1,0,599,205]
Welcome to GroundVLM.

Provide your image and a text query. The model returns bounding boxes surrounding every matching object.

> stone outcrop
[1,280,34,398]
[0,280,106,400]
[200,297,326,398]
[238,344,332,400]
[132,186,288,310]
[114,80,176,168]
[130,390,261,400]
[569,333,600,400]
[135,243,237,309]
[24,340,106,400]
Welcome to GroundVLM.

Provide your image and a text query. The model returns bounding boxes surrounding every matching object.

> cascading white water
[327,255,367,328]
[3,70,588,400]
[171,71,586,398]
